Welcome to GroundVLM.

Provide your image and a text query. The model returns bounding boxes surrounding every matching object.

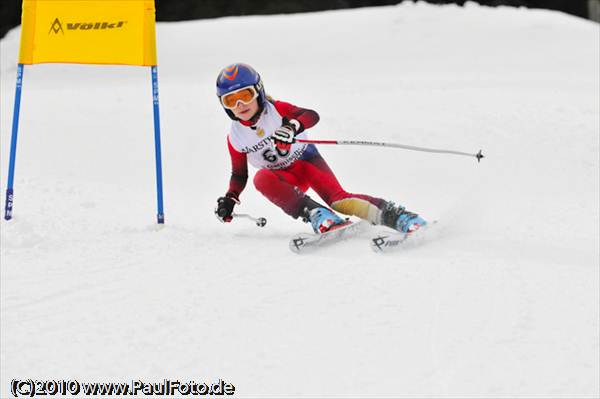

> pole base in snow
[4,189,13,220]
[157,213,164,224]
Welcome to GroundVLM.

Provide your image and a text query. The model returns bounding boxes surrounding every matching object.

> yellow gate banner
[19,0,157,66]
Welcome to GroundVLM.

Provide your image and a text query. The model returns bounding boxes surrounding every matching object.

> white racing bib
[228,102,308,170]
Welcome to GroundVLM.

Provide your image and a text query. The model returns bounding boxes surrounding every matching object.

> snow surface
[1,2,599,397]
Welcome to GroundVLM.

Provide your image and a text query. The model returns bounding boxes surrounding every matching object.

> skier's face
[231,98,259,121]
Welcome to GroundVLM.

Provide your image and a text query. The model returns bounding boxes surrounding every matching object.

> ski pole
[297,139,484,162]
[233,213,267,227]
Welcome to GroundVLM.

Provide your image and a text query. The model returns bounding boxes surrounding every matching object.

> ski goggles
[220,86,258,109]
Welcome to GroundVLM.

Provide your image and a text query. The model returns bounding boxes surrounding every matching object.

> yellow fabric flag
[19,0,157,66]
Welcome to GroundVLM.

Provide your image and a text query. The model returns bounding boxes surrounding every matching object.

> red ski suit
[226,100,386,222]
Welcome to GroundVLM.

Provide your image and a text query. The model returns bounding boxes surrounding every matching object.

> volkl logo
[48,18,127,35]
[48,18,64,34]
[67,21,128,30]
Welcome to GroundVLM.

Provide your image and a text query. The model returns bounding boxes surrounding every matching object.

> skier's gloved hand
[272,119,301,152]
[215,193,240,223]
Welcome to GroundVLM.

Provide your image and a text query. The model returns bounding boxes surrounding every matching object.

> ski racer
[214,63,427,234]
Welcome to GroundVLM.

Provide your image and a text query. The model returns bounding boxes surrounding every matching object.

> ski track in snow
[1,2,599,397]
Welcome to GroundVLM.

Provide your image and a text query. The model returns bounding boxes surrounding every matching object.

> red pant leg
[300,152,387,223]
[253,164,311,218]
[254,148,388,223]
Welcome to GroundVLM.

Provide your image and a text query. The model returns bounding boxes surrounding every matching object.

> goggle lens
[221,87,258,109]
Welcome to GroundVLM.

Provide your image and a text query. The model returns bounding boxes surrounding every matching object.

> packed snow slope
[1,2,599,398]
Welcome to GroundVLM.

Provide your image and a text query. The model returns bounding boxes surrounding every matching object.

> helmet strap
[225,108,239,121]
[248,100,264,124]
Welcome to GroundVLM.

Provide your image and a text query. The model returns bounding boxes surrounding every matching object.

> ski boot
[380,202,427,233]
[307,207,346,234]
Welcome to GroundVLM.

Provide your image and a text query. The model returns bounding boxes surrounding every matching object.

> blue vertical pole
[4,64,24,221]
[151,66,165,224]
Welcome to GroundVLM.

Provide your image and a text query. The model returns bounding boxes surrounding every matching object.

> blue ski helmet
[216,63,266,120]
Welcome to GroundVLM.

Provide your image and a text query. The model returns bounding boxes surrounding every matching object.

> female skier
[214,63,427,234]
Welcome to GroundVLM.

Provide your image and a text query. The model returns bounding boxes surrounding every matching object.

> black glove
[272,119,301,152]
[215,194,239,223]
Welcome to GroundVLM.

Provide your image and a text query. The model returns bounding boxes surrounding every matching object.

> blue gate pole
[151,66,165,224]
[4,64,24,221]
